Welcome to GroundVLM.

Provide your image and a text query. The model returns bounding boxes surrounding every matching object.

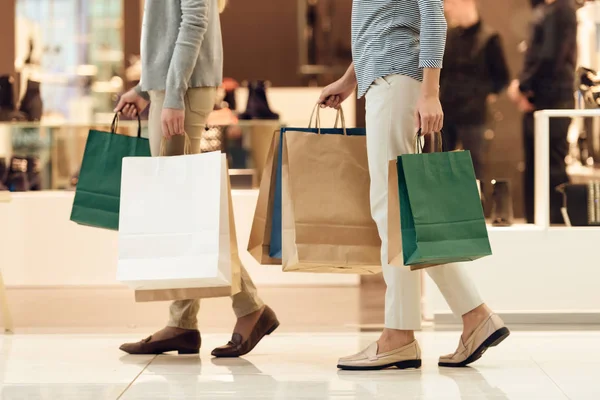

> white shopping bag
[117,151,241,302]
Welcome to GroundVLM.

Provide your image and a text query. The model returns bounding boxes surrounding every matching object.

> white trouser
[365,74,484,330]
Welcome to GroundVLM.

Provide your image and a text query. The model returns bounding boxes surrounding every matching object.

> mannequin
[15,16,43,121]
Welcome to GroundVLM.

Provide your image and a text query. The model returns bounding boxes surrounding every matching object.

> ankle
[238,306,265,321]
[463,304,491,324]
[380,329,415,344]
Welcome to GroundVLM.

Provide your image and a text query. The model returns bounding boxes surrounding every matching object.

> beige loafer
[337,340,422,371]
[439,313,510,368]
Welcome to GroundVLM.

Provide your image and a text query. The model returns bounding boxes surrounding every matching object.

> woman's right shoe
[119,329,201,355]
[438,313,510,368]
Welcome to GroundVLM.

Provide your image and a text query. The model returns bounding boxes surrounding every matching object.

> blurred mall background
[0,0,599,399]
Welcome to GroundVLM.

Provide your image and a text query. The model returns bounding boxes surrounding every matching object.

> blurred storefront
[0,0,599,333]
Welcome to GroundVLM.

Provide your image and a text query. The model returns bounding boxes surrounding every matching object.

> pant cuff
[167,319,198,330]
[233,297,265,319]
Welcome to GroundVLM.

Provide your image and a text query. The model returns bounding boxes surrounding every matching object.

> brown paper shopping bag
[247,130,281,265]
[281,128,382,274]
[133,154,242,302]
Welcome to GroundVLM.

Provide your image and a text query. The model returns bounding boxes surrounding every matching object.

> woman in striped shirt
[319,0,507,371]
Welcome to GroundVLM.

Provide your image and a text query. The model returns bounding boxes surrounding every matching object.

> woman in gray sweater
[116,0,278,357]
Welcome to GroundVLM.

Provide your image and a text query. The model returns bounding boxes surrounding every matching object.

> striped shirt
[352,0,448,98]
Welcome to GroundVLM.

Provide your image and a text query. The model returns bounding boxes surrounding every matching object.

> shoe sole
[337,359,422,371]
[438,327,510,368]
[177,349,200,355]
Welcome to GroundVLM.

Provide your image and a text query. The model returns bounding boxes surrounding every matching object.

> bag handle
[415,129,445,154]
[111,112,143,138]
[308,104,347,135]
[159,133,193,156]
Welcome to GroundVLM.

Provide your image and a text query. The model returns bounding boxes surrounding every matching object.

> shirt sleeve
[164,0,210,110]
[417,0,447,69]
[485,34,510,94]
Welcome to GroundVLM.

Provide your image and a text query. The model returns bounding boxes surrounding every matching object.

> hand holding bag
[117,136,241,302]
[281,106,383,274]
[70,113,151,230]
[396,131,492,270]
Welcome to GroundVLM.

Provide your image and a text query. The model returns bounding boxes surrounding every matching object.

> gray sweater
[135,0,223,109]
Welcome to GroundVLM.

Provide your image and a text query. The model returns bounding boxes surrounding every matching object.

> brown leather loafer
[211,306,279,358]
[119,329,201,355]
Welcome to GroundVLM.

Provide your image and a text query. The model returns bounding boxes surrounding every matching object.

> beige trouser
[365,74,484,330]
[148,88,264,330]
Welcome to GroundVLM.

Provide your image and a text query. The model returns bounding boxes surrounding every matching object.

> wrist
[420,88,439,99]
[342,71,357,86]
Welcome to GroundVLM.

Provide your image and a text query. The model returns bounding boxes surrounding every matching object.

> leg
[0,270,13,333]
[458,124,488,180]
[120,90,202,354]
[183,87,266,320]
[375,75,486,342]
[523,112,535,224]
[548,115,571,224]
[338,75,424,370]
[368,75,423,335]
[153,90,203,333]
[180,87,276,357]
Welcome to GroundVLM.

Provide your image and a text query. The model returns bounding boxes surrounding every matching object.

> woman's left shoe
[211,306,279,358]
[438,313,510,368]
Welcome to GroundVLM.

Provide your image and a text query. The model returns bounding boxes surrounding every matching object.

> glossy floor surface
[1,330,598,399]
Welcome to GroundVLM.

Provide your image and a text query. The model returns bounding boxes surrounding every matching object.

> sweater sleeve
[164,0,209,110]
[417,0,447,69]
[134,84,150,101]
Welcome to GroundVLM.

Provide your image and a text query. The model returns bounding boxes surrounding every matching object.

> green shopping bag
[397,132,491,269]
[70,113,151,230]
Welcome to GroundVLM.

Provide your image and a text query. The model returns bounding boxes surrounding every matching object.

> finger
[425,116,434,135]
[414,110,421,129]
[428,116,436,134]
[114,98,125,112]
[439,113,445,131]
[421,115,429,134]
[169,120,178,138]
[123,104,132,118]
[326,96,336,108]
[434,114,443,133]
[317,92,329,105]
[128,105,137,118]
[162,120,171,139]
[328,96,339,109]
[177,117,185,136]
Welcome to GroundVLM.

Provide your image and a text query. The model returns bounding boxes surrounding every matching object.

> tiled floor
[1,330,599,399]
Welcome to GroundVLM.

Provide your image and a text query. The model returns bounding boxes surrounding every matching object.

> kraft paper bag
[281,129,382,274]
[70,113,151,230]
[117,151,241,302]
[397,148,492,270]
[247,130,281,265]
